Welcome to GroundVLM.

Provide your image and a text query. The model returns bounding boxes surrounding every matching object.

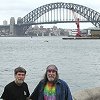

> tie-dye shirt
[44,82,56,100]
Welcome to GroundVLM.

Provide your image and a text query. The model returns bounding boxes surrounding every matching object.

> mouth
[48,75,55,81]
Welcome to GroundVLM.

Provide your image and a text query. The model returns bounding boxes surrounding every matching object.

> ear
[14,74,16,78]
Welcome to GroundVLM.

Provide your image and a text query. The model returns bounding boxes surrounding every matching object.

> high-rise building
[3,20,7,25]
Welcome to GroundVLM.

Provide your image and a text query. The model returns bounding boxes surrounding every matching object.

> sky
[0,0,100,29]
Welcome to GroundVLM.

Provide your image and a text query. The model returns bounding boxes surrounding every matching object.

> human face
[47,69,57,82]
[15,72,26,85]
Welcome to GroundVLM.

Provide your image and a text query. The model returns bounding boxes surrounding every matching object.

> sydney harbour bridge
[0,2,100,36]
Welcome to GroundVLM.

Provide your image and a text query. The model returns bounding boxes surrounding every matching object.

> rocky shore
[73,87,100,100]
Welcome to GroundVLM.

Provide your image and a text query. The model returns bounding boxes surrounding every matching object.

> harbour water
[0,36,100,96]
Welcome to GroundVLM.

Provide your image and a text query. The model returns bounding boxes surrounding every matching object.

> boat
[62,37,100,40]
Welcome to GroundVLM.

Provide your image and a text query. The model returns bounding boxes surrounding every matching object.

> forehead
[47,66,57,70]
[16,72,25,75]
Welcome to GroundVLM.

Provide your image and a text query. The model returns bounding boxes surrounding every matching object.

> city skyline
[0,0,100,29]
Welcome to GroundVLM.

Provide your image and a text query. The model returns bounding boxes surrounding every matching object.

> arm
[65,83,73,100]
[26,97,32,100]
[60,80,73,100]
[29,80,44,100]
[1,86,9,100]
[29,82,40,100]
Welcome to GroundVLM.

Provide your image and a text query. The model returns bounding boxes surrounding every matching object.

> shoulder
[5,81,14,87]
[57,79,69,86]
[40,79,45,83]
[35,80,45,88]
[3,81,15,91]
[57,79,71,91]
[37,79,45,85]
[58,79,67,83]
[20,82,29,88]
[23,82,28,86]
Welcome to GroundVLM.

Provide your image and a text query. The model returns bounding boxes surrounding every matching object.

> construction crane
[72,9,81,37]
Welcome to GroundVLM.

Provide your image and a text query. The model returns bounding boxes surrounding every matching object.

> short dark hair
[14,67,26,75]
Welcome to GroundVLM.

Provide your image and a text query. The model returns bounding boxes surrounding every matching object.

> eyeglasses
[47,70,56,73]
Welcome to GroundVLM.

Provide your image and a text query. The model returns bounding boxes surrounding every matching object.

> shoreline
[73,87,100,100]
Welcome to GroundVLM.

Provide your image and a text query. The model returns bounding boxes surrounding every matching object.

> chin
[18,80,24,84]
[48,78,55,82]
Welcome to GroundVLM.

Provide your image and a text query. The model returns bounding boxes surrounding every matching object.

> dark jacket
[30,79,73,100]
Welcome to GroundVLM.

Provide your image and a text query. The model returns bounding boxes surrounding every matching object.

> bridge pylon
[10,17,15,36]
[15,25,30,36]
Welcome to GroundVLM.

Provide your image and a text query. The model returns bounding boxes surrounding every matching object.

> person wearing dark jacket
[29,64,73,100]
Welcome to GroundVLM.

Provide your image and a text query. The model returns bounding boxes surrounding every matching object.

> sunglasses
[47,69,56,73]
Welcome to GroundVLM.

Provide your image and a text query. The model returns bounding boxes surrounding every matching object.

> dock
[62,37,100,40]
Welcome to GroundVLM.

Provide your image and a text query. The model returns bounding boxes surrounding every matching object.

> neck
[47,81,55,86]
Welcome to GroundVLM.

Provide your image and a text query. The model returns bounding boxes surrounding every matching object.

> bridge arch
[21,2,100,28]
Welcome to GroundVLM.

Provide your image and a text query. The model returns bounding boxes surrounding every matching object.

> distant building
[86,27,100,37]
[68,29,77,36]
[91,29,100,37]
[3,20,7,25]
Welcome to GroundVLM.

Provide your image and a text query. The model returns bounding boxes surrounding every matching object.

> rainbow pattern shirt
[44,82,56,100]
